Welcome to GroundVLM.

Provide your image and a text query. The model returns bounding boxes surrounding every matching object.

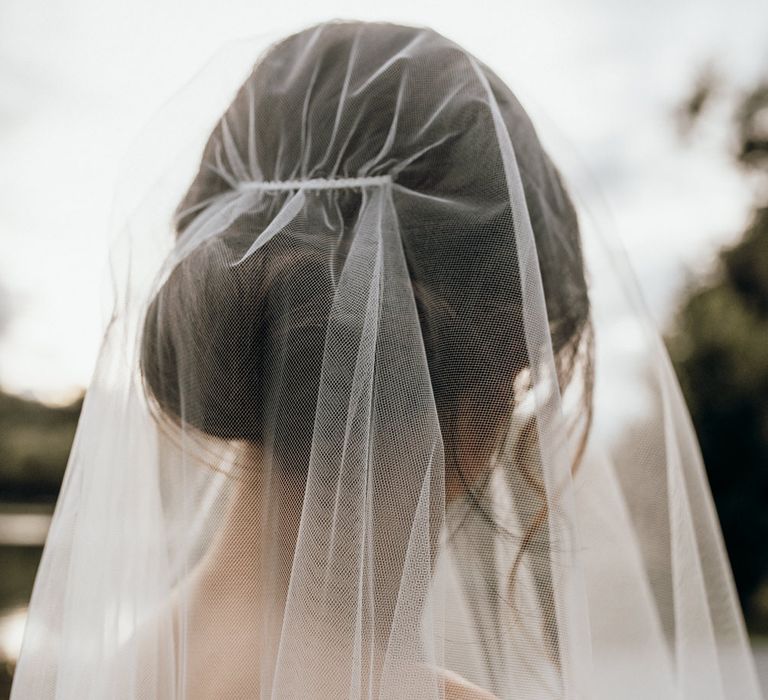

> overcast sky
[1,0,767,402]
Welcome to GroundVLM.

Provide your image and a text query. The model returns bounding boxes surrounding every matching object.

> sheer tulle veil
[11,20,764,700]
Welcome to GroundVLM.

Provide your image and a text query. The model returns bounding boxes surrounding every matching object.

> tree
[668,71,768,622]
[0,391,81,502]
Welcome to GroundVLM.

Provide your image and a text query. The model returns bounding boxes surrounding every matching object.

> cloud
[0,282,10,338]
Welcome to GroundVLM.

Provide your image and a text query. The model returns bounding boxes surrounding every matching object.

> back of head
[141,21,592,494]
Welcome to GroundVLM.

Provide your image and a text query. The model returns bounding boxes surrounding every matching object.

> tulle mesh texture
[11,20,763,700]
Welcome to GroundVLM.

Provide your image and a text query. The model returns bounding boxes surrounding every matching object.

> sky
[1,0,767,403]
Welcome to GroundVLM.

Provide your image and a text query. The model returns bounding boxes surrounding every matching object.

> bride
[11,20,764,700]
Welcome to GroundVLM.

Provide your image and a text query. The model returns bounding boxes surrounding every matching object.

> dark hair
[140,21,592,492]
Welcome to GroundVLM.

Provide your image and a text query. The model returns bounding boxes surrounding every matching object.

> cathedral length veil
[11,20,764,700]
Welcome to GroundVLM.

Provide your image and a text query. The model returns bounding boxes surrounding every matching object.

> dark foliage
[0,392,81,502]
[669,68,768,622]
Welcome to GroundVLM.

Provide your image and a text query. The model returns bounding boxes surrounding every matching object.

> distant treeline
[0,391,81,502]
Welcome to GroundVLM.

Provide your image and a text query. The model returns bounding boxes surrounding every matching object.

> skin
[133,442,501,699]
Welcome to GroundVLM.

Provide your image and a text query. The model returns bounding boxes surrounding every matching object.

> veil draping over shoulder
[11,20,763,700]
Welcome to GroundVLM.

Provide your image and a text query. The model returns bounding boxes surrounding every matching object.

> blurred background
[1,0,767,696]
